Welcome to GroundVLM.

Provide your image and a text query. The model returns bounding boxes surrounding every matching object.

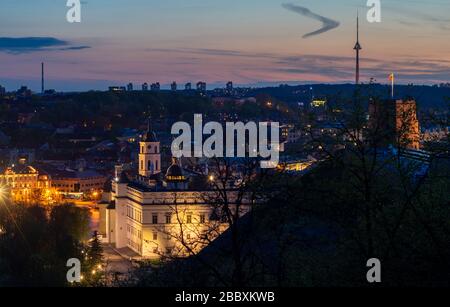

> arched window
[148,161,154,171]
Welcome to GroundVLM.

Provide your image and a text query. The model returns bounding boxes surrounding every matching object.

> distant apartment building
[185,82,192,90]
[142,83,149,91]
[280,124,303,144]
[16,86,32,98]
[151,83,160,91]
[171,81,177,91]
[226,81,233,95]
[127,83,134,91]
[196,81,206,92]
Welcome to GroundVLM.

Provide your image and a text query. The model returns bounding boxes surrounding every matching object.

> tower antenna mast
[354,12,362,85]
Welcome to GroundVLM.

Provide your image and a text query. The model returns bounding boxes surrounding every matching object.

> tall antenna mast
[353,11,362,85]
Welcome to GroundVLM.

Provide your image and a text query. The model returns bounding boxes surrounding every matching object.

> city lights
[0,0,448,293]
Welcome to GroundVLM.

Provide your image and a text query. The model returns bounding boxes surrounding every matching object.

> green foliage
[0,203,91,286]
[32,91,213,130]
[79,231,106,286]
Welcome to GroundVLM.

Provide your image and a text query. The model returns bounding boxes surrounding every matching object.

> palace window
[153,232,158,240]
[152,214,158,224]
[186,214,192,224]
[165,214,171,224]
[200,214,206,224]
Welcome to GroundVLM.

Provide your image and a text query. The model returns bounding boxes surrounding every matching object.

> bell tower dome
[138,118,161,177]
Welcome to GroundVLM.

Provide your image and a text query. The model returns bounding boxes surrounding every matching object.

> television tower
[353,13,362,85]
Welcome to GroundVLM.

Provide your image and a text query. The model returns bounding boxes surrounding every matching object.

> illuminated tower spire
[139,116,160,178]
[353,12,362,85]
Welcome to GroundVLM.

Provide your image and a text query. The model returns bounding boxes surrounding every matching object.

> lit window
[153,232,157,240]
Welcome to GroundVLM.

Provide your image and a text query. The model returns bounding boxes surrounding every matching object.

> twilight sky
[0,0,449,91]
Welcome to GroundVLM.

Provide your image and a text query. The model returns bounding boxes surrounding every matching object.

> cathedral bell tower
[139,119,161,177]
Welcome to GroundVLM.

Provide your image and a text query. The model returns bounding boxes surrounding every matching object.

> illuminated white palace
[99,124,251,259]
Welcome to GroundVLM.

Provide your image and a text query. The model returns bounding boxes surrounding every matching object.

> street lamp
[0,185,8,203]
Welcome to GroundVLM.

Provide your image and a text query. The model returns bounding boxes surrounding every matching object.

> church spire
[139,115,161,178]
[147,115,152,132]
[142,115,158,142]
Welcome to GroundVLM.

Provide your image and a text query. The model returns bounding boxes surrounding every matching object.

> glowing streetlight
[0,185,8,203]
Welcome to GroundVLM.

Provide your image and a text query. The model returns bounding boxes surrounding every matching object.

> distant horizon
[1,1,449,92]
[1,77,447,93]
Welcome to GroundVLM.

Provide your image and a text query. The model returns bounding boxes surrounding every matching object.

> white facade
[100,126,251,259]
[103,179,250,258]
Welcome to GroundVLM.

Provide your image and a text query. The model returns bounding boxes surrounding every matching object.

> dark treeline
[0,203,104,286]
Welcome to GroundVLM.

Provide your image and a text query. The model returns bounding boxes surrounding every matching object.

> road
[73,200,136,282]
[103,245,134,275]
